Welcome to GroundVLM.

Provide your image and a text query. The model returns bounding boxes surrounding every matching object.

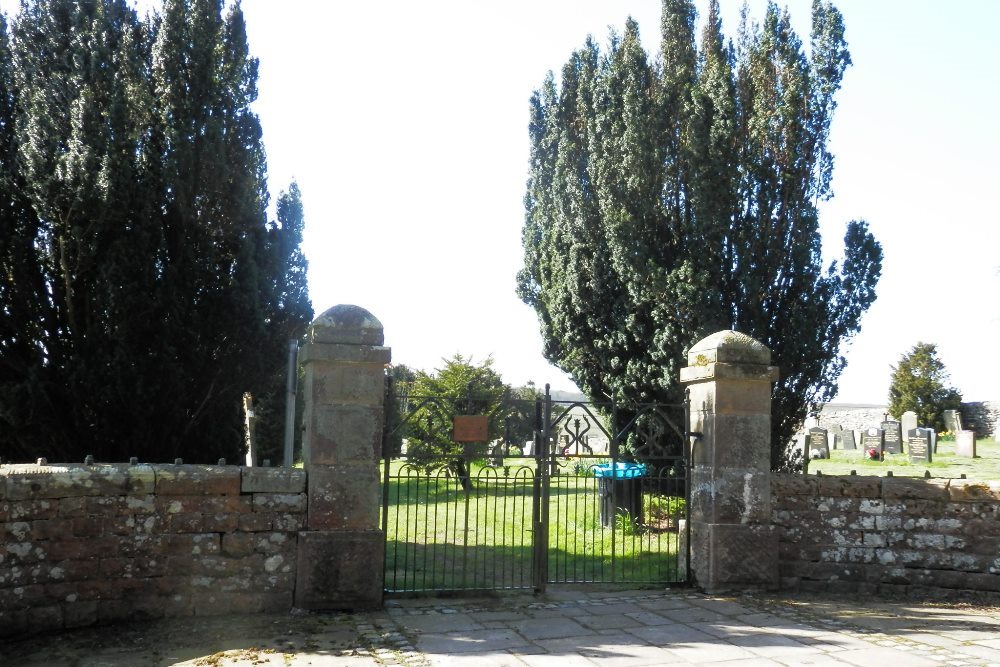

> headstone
[907,428,932,463]
[955,430,977,458]
[840,429,857,450]
[930,430,937,454]
[829,424,843,450]
[862,428,884,460]
[881,420,903,455]
[792,432,807,465]
[804,414,820,429]
[901,411,918,437]
[808,427,829,459]
[943,410,962,433]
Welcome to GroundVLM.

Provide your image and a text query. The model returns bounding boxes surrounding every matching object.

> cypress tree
[0,0,312,464]
[518,0,882,469]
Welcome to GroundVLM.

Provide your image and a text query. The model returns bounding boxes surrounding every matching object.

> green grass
[381,458,686,593]
[806,437,1000,479]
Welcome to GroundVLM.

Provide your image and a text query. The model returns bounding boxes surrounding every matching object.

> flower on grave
[866,447,881,461]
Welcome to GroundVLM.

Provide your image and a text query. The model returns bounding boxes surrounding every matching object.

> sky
[5,0,999,404]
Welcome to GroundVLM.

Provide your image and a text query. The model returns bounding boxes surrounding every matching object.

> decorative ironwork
[381,381,690,595]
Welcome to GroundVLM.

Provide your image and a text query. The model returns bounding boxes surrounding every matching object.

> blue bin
[593,462,646,527]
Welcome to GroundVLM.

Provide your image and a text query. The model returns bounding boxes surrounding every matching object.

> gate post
[680,330,779,593]
[295,305,389,610]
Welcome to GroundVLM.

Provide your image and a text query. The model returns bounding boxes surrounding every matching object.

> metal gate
[380,383,690,595]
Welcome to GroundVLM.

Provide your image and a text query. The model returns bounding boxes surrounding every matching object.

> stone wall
[815,404,888,432]
[816,402,998,438]
[772,474,1000,595]
[0,463,306,638]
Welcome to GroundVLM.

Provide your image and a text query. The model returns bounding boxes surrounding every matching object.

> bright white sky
[5,1,999,404]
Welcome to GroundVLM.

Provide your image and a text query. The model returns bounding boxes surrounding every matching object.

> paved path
[3,589,1000,666]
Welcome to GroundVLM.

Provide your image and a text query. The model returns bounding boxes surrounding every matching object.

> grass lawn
[381,458,686,593]
[806,437,1000,479]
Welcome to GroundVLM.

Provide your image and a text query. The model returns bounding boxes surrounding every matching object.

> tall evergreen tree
[888,343,962,433]
[0,0,312,464]
[518,0,882,469]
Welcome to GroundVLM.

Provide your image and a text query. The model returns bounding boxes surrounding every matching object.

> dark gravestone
[808,427,829,459]
[829,424,843,450]
[862,428,884,460]
[907,428,932,463]
[881,420,902,454]
[840,429,857,450]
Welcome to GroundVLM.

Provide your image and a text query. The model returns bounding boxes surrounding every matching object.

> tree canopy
[517,0,882,469]
[0,0,311,464]
[888,343,962,433]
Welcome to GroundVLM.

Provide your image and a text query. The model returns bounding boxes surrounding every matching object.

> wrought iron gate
[381,382,690,595]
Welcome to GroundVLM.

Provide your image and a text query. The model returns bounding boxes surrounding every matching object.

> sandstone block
[294,530,383,610]
[241,467,306,494]
[152,465,240,496]
[307,464,379,531]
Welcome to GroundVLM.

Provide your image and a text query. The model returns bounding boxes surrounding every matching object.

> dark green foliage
[403,355,508,472]
[888,343,962,433]
[0,0,311,464]
[517,0,882,470]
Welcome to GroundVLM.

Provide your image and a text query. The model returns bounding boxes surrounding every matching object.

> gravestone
[881,420,903,454]
[862,428,884,460]
[829,424,843,450]
[955,430,977,458]
[808,427,829,459]
[907,428,932,463]
[840,429,857,450]
[901,411,918,437]
[943,410,962,433]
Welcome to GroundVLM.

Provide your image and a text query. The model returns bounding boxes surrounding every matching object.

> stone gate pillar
[295,305,389,610]
[680,330,780,593]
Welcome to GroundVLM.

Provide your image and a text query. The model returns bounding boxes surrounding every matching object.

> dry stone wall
[816,402,999,438]
[0,463,306,638]
[772,474,1000,595]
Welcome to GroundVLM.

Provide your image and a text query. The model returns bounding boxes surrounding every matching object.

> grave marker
[862,428,884,460]
[901,411,918,437]
[881,420,902,455]
[907,428,932,463]
[943,410,962,433]
[955,430,977,458]
[808,427,829,459]
[829,424,843,450]
[840,429,857,450]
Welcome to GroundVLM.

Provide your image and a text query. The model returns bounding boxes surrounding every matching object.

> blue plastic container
[592,461,647,479]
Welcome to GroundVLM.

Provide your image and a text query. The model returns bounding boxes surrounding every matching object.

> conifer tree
[888,343,962,433]
[518,0,882,469]
[0,0,311,464]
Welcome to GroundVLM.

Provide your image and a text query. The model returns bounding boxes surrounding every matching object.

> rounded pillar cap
[308,305,384,345]
[687,330,771,366]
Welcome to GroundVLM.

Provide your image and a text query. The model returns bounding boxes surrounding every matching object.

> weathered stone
[4,465,152,500]
[306,304,384,346]
[882,478,951,501]
[152,465,240,496]
[306,464,379,531]
[770,474,819,497]
[690,414,771,469]
[303,404,382,466]
[948,481,1000,502]
[252,493,306,513]
[955,430,977,457]
[295,530,384,610]
[240,467,306,494]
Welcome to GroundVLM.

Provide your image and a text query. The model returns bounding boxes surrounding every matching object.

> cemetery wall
[0,463,306,638]
[815,404,887,432]
[816,402,999,438]
[772,474,1000,595]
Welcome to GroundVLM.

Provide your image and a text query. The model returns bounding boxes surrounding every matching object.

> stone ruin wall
[0,463,306,638]
[816,402,999,438]
[772,474,1000,596]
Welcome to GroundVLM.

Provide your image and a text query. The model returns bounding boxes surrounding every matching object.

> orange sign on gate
[452,415,489,442]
